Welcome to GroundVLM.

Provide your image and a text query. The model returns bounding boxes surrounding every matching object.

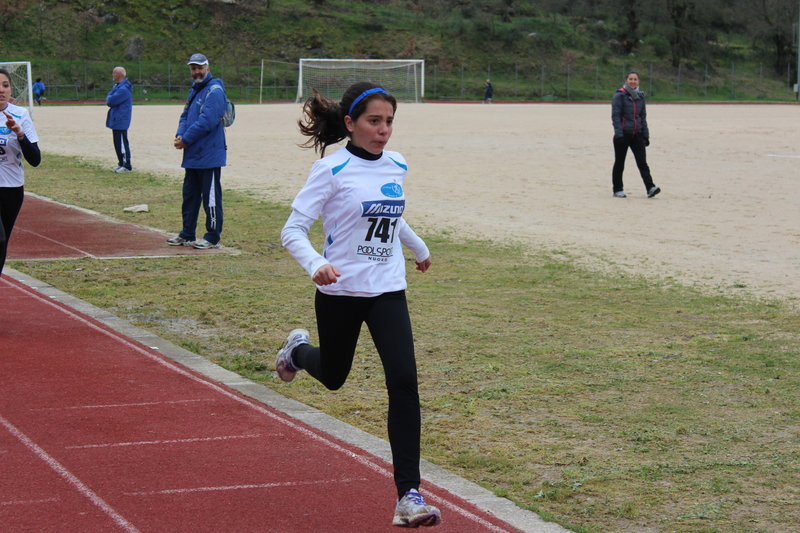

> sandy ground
[30,102,800,306]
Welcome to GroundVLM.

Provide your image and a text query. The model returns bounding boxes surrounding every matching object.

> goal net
[296,59,424,104]
[0,62,33,118]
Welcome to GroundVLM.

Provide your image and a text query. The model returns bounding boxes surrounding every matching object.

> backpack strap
[200,82,225,113]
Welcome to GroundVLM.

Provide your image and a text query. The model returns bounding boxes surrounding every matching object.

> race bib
[349,199,405,263]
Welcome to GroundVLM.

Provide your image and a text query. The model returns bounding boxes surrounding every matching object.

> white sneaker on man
[167,236,194,246]
[192,238,220,249]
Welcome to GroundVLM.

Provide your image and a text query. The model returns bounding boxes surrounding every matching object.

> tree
[744,0,798,72]
[665,0,701,67]
[0,0,36,34]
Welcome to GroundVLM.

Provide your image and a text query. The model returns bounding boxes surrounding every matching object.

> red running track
[9,194,230,260]
[0,275,536,533]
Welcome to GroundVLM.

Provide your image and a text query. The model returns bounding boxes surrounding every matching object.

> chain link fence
[429,61,799,102]
[30,59,800,103]
[31,60,298,103]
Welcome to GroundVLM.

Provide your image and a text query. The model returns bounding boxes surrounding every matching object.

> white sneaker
[613,191,627,198]
[114,167,132,173]
[192,238,220,249]
[111,166,123,172]
[275,329,309,383]
[167,236,194,246]
[392,489,441,527]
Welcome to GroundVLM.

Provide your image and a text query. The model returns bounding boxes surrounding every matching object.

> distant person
[0,68,41,277]
[168,53,228,250]
[106,66,133,173]
[611,71,660,198]
[32,78,45,106]
[483,79,493,103]
[275,81,440,528]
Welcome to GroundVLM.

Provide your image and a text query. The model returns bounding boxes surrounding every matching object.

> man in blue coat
[168,53,228,250]
[106,66,133,173]
[32,78,45,106]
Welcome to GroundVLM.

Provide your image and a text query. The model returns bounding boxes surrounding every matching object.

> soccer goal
[0,61,33,117]
[296,59,424,104]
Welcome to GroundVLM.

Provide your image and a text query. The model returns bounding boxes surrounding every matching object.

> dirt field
[32,102,800,305]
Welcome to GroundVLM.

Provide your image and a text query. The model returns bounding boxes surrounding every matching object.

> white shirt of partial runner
[0,103,39,188]
[282,146,430,298]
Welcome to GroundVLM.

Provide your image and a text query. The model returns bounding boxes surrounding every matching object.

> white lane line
[0,414,140,533]
[124,477,369,497]
[30,399,215,411]
[1,497,60,506]
[12,282,522,533]
[765,153,800,158]
[13,227,98,258]
[66,434,264,449]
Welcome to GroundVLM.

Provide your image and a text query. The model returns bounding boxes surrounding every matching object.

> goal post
[0,61,33,118]
[296,59,425,104]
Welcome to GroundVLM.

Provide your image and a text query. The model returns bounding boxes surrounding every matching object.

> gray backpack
[203,84,235,127]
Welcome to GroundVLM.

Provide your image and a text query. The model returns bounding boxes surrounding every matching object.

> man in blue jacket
[32,78,45,106]
[106,66,133,173]
[168,53,228,250]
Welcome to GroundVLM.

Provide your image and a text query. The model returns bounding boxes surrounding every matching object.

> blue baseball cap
[187,53,209,66]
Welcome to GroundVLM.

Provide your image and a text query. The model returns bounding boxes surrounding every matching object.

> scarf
[623,84,644,100]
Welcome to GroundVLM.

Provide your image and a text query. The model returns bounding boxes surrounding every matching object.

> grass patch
[13,153,800,532]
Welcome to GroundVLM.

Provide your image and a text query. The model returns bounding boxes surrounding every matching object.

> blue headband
[348,88,389,117]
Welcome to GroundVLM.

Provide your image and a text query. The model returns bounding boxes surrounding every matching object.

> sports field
[16,102,800,532]
[35,102,800,305]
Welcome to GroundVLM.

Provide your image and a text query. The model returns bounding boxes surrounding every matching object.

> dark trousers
[112,129,131,170]
[295,290,421,498]
[0,186,25,276]
[178,168,223,244]
[612,133,654,193]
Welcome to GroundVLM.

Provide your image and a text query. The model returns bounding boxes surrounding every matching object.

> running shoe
[392,489,441,528]
[192,238,220,249]
[114,167,132,173]
[613,191,627,198]
[275,328,309,383]
[167,236,194,246]
[647,186,661,198]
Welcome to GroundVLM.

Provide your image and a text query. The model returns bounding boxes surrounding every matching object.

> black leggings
[612,133,655,193]
[0,186,25,276]
[294,289,421,498]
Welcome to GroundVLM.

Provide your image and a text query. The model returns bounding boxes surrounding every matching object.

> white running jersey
[0,103,39,188]
[292,146,416,296]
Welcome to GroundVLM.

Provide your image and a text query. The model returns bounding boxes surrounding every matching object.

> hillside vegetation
[3,0,800,101]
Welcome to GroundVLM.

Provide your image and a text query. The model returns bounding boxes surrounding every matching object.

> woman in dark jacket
[611,71,660,198]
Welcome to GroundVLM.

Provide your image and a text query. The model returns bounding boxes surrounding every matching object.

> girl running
[0,68,41,277]
[276,81,440,528]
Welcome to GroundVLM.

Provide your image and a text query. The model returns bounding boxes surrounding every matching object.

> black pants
[295,290,421,498]
[178,168,223,244]
[612,133,654,193]
[0,186,25,276]
[112,129,131,170]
